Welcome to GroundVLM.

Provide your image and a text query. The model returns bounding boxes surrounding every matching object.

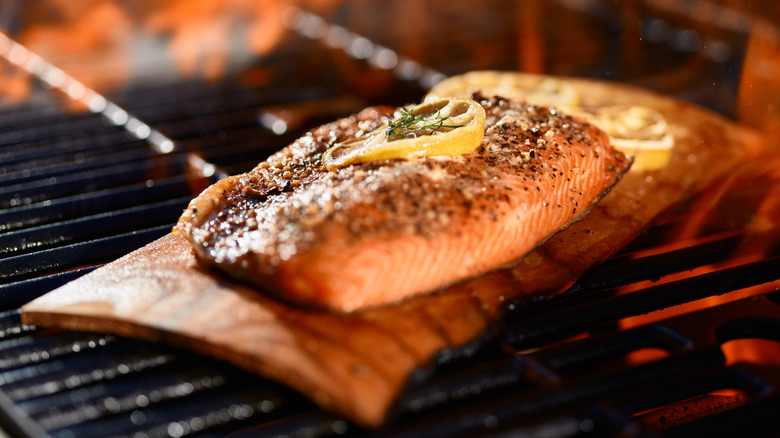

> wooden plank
[21,76,766,427]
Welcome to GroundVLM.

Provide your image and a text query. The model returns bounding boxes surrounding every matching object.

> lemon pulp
[426,71,675,171]
[323,98,486,170]
[588,105,674,171]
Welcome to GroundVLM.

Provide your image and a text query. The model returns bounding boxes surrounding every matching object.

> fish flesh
[174,95,632,312]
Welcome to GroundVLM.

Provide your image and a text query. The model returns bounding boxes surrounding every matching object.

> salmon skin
[175,95,632,312]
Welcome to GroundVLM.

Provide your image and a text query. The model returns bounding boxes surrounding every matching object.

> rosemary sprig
[386,107,461,139]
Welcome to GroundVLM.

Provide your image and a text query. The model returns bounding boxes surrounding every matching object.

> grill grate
[2,80,779,437]
[1,5,780,437]
[0,78,329,438]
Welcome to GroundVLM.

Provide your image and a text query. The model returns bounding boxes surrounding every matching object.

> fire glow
[617,155,780,365]
[617,24,780,428]
[618,22,780,346]
[0,0,292,102]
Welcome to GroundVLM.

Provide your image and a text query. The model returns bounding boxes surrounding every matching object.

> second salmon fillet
[175,95,632,312]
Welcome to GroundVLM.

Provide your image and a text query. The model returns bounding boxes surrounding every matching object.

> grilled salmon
[174,95,631,312]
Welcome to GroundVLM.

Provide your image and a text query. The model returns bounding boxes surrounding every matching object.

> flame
[617,17,780,324]
[738,19,780,142]
[517,0,544,73]
[144,0,290,81]
[721,339,780,367]
[620,18,780,365]
[0,0,293,104]
[0,1,132,105]
[616,152,780,385]
[619,152,780,426]
[618,155,780,326]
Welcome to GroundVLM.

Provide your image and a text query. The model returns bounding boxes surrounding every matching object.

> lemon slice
[426,71,580,111]
[426,71,675,172]
[590,105,674,171]
[323,98,486,170]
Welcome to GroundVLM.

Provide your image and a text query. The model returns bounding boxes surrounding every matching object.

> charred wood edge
[386,225,748,420]
[384,324,696,430]
[368,348,726,438]
[384,277,780,429]
[367,289,780,438]
[388,325,505,422]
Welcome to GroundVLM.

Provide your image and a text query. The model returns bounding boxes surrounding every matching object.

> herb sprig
[386,107,461,139]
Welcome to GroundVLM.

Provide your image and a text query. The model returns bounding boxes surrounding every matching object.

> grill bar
[506,255,780,348]
[0,154,191,210]
[568,231,747,295]
[0,390,49,438]
[0,175,199,233]
[401,288,780,435]
[0,197,190,259]
[0,269,97,313]
[663,392,780,438]
[0,113,114,150]
[0,333,118,382]
[46,387,296,438]
[0,225,171,283]
[369,349,725,438]
[0,147,158,189]
[0,130,138,171]
[21,364,234,429]
[0,100,78,128]
[2,99,778,437]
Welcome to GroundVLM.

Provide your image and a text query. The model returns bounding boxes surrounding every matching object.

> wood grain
[21,76,766,427]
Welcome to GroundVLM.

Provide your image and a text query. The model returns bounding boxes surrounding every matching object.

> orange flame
[1,1,132,104]
[738,19,780,141]
[619,153,780,425]
[0,0,294,104]
[144,0,291,81]
[617,155,780,330]
[621,19,780,340]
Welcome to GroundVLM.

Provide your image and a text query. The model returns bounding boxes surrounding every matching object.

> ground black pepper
[176,96,626,278]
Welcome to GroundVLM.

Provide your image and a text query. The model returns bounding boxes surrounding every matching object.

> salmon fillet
[174,96,631,312]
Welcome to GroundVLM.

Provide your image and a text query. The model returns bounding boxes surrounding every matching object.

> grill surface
[2,2,780,437]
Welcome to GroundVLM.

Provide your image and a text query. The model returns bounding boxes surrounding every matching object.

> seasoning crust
[175,96,631,312]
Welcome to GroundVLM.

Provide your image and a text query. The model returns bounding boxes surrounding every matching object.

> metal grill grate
[1,4,780,437]
[0,78,334,438]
